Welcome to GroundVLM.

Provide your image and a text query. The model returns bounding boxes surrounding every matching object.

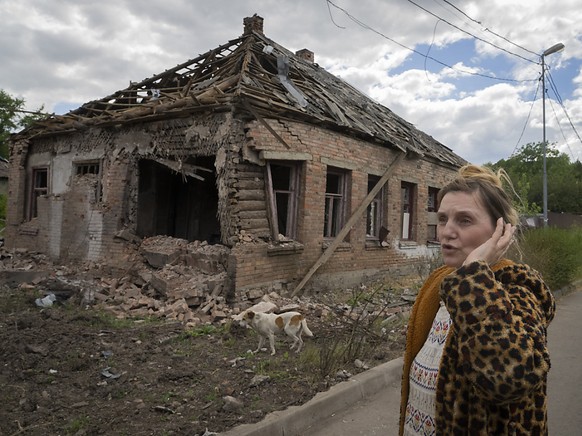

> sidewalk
[221,285,582,436]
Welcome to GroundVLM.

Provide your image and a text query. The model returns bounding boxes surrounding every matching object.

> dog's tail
[301,318,313,337]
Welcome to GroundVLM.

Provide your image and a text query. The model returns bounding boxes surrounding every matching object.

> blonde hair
[438,164,520,226]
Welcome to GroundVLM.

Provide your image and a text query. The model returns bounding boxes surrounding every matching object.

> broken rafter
[242,100,291,149]
[153,158,210,181]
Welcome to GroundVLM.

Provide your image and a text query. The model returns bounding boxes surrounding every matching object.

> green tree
[0,89,46,158]
[488,142,582,214]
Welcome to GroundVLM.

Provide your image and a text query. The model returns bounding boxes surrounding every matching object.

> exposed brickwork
[231,119,459,292]
[6,113,460,295]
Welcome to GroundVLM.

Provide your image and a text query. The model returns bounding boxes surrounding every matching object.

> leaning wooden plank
[291,152,406,297]
[243,100,291,149]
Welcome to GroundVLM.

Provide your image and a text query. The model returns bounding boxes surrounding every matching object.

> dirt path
[0,284,408,435]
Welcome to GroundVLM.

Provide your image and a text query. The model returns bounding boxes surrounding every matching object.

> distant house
[0,156,9,196]
[6,15,466,296]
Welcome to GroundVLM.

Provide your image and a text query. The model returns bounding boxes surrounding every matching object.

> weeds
[514,226,582,290]
[313,280,410,379]
[65,416,90,435]
[184,324,220,338]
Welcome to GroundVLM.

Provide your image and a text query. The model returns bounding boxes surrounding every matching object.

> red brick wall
[6,115,460,294]
[232,119,459,292]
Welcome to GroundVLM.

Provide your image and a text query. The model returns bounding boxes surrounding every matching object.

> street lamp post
[541,42,564,227]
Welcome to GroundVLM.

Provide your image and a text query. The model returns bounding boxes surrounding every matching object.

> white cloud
[1,0,581,163]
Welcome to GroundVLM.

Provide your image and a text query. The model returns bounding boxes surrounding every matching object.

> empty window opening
[427,187,440,242]
[401,182,416,240]
[136,157,220,244]
[266,162,300,240]
[74,161,102,202]
[324,168,349,238]
[28,167,48,219]
[366,175,385,240]
[76,162,100,176]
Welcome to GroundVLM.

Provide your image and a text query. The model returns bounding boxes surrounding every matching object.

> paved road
[547,289,582,435]
[305,289,582,436]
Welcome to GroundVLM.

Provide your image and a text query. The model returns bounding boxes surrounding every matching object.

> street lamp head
[542,43,565,57]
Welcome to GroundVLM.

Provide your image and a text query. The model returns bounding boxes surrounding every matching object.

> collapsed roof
[16,14,465,167]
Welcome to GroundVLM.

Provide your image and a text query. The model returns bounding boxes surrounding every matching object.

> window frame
[324,167,349,239]
[366,175,386,240]
[401,181,416,241]
[75,161,101,176]
[265,161,301,240]
[73,160,103,203]
[27,166,49,220]
[427,186,440,242]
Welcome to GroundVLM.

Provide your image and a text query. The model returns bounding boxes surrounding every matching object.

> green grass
[65,416,90,435]
[515,226,582,290]
[183,324,220,337]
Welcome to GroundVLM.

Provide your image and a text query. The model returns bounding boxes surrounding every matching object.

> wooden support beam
[243,100,291,149]
[291,152,406,297]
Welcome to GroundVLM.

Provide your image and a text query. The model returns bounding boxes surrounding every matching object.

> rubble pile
[0,236,309,327]
[0,235,414,328]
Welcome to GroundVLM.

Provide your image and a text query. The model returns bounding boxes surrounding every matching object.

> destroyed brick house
[5,15,467,301]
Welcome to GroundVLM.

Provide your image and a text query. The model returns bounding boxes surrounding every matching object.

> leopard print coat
[399,259,555,435]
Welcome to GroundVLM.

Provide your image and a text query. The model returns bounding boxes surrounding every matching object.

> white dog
[242,310,313,355]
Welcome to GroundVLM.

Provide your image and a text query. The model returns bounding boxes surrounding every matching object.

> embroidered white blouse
[403,302,452,436]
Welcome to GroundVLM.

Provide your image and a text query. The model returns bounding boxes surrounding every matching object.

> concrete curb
[220,356,404,436]
[552,279,582,300]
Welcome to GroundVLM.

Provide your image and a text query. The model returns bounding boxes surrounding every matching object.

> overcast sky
[2,0,582,164]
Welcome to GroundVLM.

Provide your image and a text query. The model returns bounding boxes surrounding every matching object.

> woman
[399,165,555,435]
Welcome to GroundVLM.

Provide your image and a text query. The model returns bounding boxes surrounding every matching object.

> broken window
[401,182,416,240]
[266,162,300,240]
[324,168,349,238]
[75,161,100,176]
[74,160,102,202]
[366,175,385,240]
[28,167,48,219]
[427,187,440,242]
[136,157,220,244]
[427,187,439,212]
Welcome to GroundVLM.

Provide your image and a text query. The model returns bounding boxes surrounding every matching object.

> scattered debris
[335,369,352,380]
[354,359,370,370]
[222,395,244,411]
[249,375,270,387]
[153,405,175,414]
[101,367,121,379]
[35,293,56,308]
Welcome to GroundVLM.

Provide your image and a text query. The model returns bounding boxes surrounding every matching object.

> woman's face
[437,191,496,268]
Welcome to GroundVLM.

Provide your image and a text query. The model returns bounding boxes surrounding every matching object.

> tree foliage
[0,89,46,158]
[487,142,582,214]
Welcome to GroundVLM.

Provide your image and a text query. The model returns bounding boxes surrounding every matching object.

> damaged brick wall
[229,118,458,293]
[5,112,249,265]
[6,108,459,297]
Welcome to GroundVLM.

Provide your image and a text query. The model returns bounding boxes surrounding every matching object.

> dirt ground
[0,254,413,436]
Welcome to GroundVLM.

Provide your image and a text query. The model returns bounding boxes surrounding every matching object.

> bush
[0,194,6,236]
[0,193,6,220]
[516,226,582,291]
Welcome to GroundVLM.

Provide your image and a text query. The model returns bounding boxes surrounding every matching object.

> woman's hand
[463,218,515,266]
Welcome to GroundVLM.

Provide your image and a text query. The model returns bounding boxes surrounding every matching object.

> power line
[437,0,538,57]
[510,79,541,157]
[324,0,578,161]
[547,96,578,161]
[546,69,582,159]
[325,0,538,83]
[405,0,538,64]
